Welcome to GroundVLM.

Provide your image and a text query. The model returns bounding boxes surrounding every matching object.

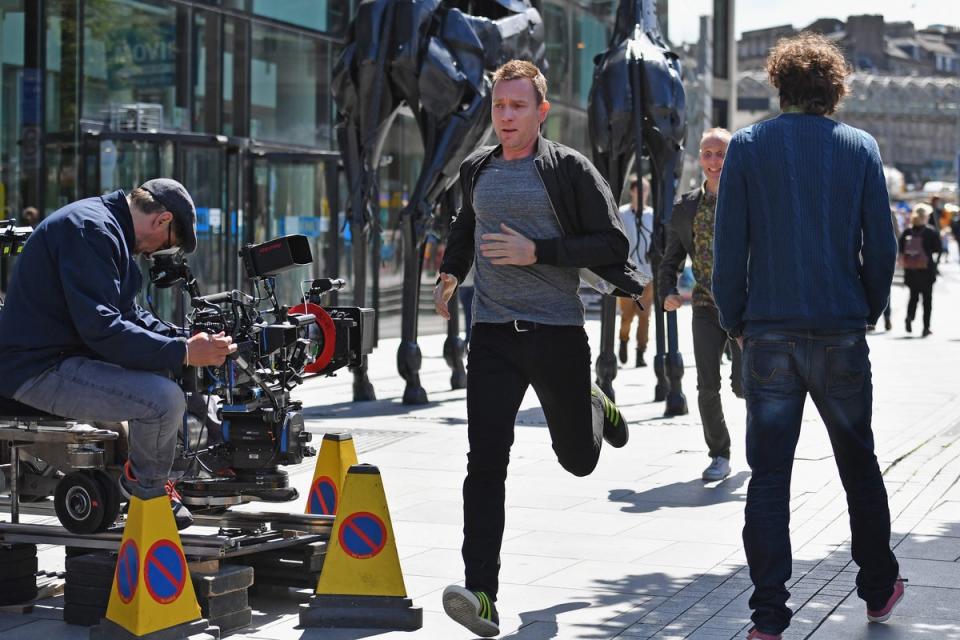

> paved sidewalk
[3,265,960,639]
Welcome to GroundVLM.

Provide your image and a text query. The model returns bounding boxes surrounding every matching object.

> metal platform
[0,509,333,559]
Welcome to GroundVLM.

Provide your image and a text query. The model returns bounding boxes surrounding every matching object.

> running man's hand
[663,294,683,312]
[480,224,537,266]
[434,273,459,320]
[186,331,237,367]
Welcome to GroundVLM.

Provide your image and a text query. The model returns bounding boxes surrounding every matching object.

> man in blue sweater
[712,35,902,639]
[0,180,236,529]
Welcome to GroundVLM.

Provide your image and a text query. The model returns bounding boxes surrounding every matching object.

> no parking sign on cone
[300,464,422,630]
[305,433,358,516]
[90,496,213,640]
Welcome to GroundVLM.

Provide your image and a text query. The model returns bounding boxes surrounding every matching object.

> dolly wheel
[54,472,107,534]
[92,470,121,531]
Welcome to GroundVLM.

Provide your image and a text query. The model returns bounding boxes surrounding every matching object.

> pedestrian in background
[949,205,960,262]
[712,33,902,640]
[20,206,39,227]
[899,203,942,337]
[617,175,654,367]
[659,127,742,483]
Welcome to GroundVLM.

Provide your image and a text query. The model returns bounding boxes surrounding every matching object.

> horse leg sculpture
[439,190,468,390]
[336,121,378,401]
[651,265,669,402]
[397,210,429,404]
[588,0,686,413]
[647,189,685,413]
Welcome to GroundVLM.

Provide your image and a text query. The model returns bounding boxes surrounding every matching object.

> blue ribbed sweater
[712,114,897,336]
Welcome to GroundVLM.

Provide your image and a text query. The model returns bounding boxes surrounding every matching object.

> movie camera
[148,234,374,506]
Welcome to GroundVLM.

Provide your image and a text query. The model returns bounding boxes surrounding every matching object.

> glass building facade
[1,0,623,321]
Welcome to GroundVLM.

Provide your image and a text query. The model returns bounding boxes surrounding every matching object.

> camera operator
[0,179,236,529]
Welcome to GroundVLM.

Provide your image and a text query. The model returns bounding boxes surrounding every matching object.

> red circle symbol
[308,476,338,515]
[338,512,387,560]
[115,539,139,604]
[289,303,336,374]
[143,540,187,605]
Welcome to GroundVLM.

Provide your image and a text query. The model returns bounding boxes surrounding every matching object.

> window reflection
[543,3,570,103]
[251,24,330,146]
[572,10,606,109]
[83,0,183,130]
[1,1,26,218]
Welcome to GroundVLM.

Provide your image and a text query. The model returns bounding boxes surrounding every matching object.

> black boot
[636,349,647,368]
[618,340,628,364]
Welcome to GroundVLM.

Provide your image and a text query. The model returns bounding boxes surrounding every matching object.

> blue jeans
[14,356,185,499]
[742,330,899,634]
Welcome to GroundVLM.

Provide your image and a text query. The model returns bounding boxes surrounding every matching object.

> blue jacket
[712,114,897,336]
[0,190,187,397]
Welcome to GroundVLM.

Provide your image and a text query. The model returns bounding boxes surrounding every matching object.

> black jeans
[692,305,743,459]
[905,281,933,332]
[463,322,601,600]
[742,330,899,634]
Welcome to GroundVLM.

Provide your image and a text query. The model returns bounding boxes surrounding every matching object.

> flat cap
[140,178,198,253]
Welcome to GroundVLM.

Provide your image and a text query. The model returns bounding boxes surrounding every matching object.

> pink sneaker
[746,628,782,640]
[867,576,906,623]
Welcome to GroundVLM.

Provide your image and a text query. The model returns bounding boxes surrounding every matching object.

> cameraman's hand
[433,273,459,320]
[186,331,237,367]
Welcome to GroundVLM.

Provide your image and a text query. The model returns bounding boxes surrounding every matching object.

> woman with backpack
[899,203,942,337]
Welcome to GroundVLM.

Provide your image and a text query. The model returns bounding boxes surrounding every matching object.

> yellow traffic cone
[300,464,422,630]
[305,433,358,516]
[90,495,211,639]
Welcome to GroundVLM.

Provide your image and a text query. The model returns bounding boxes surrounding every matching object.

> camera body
[149,235,374,505]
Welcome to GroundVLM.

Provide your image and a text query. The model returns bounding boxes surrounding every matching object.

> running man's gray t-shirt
[471,154,584,326]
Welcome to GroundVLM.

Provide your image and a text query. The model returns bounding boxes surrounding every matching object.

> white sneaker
[702,456,731,481]
[442,585,499,637]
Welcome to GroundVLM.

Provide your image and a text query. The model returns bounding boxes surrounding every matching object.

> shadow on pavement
[501,601,591,639]
[302,394,466,419]
[608,471,750,514]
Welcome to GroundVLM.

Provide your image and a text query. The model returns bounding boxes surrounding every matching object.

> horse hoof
[450,371,467,390]
[664,391,688,417]
[402,385,429,405]
[353,380,377,402]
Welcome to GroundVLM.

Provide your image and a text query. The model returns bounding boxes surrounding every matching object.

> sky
[668,0,960,45]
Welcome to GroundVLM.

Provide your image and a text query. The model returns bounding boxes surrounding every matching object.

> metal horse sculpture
[587,0,688,414]
[333,0,545,403]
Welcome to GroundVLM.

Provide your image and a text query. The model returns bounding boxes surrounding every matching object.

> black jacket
[657,187,701,304]
[441,135,646,298]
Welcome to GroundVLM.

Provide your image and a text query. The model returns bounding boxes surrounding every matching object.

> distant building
[674,2,738,192]
[738,24,796,71]
[737,14,960,77]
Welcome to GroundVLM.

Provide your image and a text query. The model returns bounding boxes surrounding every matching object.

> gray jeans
[14,357,184,499]
[691,304,743,460]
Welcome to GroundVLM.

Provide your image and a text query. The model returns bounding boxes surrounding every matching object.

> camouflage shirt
[691,185,718,307]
